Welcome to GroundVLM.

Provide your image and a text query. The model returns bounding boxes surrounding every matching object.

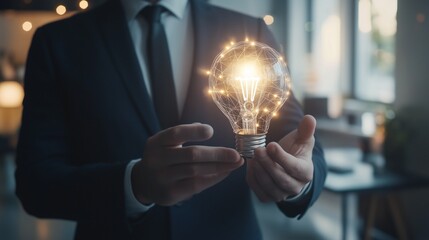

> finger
[251,151,289,202]
[266,142,313,183]
[254,148,305,196]
[246,159,272,202]
[296,115,316,143]
[167,146,241,164]
[278,116,315,155]
[163,160,244,181]
[152,123,214,146]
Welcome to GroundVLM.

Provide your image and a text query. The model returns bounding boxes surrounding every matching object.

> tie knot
[142,5,165,23]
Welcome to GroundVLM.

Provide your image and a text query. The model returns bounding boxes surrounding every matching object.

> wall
[395,0,429,238]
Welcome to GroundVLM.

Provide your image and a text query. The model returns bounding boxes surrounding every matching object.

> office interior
[0,0,428,239]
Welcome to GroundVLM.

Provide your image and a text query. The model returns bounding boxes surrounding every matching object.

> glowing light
[0,81,24,108]
[206,70,211,75]
[208,41,291,158]
[79,0,89,10]
[235,62,261,103]
[263,15,274,25]
[56,5,67,15]
[362,112,376,135]
[22,21,32,32]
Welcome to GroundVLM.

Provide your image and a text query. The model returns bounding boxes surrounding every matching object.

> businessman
[16,0,327,239]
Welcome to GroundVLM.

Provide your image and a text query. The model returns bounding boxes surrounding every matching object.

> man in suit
[15,0,327,239]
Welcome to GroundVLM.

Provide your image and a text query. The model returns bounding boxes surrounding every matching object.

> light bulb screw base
[235,133,266,159]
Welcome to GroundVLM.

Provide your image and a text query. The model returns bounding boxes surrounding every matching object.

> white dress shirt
[121,0,192,218]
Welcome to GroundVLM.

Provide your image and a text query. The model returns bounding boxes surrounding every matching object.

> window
[355,0,397,103]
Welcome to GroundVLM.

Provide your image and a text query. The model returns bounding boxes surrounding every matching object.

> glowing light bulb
[208,41,291,158]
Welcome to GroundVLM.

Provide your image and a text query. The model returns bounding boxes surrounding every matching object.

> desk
[325,169,429,240]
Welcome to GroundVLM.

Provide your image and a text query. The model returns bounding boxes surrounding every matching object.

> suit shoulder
[35,6,98,37]
[207,3,262,23]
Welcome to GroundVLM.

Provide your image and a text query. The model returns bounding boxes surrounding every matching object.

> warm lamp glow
[56,5,67,15]
[79,0,89,10]
[0,81,24,108]
[22,21,33,32]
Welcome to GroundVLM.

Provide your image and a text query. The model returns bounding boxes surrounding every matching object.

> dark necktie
[143,5,179,129]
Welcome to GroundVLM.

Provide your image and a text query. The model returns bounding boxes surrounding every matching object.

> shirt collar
[121,0,189,21]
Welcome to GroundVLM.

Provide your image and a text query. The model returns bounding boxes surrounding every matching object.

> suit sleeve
[256,19,328,219]
[15,28,132,237]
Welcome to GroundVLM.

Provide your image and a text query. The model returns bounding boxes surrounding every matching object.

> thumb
[296,115,316,143]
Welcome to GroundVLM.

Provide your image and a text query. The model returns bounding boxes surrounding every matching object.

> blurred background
[1,0,429,239]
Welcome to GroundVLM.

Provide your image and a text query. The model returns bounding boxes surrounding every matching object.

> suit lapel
[95,0,160,135]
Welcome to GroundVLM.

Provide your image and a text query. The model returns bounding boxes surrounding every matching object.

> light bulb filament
[236,76,260,102]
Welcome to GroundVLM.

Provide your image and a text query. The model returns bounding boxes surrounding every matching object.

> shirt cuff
[124,159,154,219]
[283,180,312,203]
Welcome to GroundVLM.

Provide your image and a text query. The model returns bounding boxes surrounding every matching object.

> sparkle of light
[263,15,274,25]
[79,0,89,10]
[56,5,67,15]
[22,21,32,32]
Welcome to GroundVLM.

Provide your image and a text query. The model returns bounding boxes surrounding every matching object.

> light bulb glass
[208,41,291,158]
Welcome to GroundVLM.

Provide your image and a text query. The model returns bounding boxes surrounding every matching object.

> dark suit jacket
[15,0,327,239]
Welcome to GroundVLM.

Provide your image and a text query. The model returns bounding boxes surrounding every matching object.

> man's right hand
[131,123,243,206]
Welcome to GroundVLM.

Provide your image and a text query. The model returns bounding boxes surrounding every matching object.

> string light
[22,21,32,32]
[56,5,67,15]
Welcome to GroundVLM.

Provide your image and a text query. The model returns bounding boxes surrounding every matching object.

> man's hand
[246,115,316,202]
[132,123,244,206]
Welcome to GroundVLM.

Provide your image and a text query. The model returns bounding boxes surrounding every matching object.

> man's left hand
[246,115,316,202]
